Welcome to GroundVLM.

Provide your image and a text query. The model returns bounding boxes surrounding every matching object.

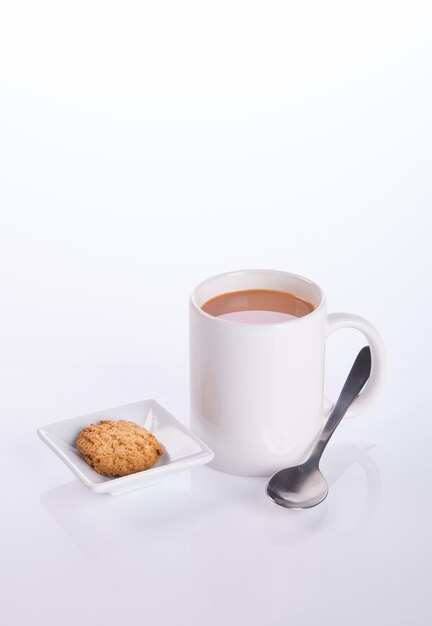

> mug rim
[190,269,326,327]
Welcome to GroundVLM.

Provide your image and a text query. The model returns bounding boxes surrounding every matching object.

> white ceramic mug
[189,269,385,477]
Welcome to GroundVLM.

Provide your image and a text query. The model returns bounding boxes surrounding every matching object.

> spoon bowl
[267,461,329,509]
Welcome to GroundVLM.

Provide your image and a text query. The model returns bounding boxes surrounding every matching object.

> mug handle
[326,313,386,418]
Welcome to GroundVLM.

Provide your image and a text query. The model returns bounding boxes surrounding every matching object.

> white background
[0,2,431,625]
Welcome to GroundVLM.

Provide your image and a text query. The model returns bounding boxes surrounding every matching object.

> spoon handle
[310,346,372,463]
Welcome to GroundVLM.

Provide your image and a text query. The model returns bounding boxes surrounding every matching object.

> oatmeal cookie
[76,419,163,476]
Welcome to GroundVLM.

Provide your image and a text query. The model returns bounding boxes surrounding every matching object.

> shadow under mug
[189,269,385,477]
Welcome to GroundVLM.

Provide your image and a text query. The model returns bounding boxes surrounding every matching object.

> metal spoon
[266,346,372,509]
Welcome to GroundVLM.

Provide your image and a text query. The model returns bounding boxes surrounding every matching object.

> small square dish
[37,399,214,495]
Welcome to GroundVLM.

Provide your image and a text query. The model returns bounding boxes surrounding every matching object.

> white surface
[190,269,385,475]
[38,399,213,494]
[0,1,431,625]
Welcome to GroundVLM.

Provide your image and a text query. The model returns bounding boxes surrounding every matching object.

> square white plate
[37,399,214,495]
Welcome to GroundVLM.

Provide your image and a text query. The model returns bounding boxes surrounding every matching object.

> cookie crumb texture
[76,420,164,476]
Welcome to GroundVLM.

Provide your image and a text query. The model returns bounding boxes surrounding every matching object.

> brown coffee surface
[201,289,315,323]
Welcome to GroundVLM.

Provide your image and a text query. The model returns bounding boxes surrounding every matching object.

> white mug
[189,269,385,477]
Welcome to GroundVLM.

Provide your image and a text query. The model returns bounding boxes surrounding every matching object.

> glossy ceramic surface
[190,270,385,476]
[37,399,214,495]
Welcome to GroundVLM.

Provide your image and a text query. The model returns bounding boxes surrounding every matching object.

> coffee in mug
[201,288,315,323]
